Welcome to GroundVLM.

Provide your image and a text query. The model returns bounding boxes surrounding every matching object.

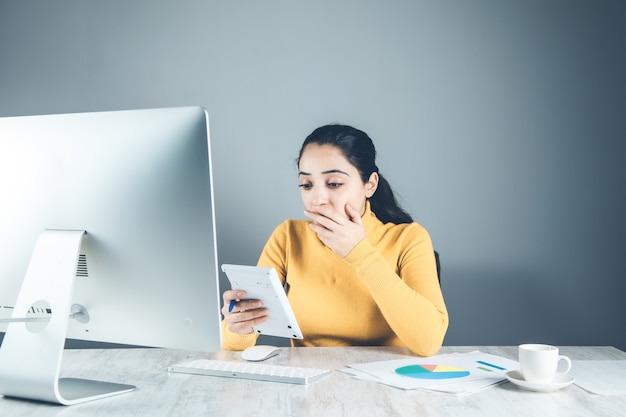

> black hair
[297,124,413,224]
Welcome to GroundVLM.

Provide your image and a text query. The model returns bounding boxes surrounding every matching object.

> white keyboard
[168,359,331,385]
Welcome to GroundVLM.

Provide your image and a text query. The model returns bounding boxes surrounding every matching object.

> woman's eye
[327,182,343,189]
[299,183,312,190]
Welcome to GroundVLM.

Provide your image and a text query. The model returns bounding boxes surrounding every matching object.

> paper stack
[570,360,626,396]
[340,351,518,396]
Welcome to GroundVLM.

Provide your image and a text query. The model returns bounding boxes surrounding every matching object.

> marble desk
[0,346,624,416]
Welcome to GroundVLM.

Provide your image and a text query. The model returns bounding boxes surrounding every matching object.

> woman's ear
[365,172,379,198]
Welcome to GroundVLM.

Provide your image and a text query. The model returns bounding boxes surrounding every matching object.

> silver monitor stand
[0,230,135,405]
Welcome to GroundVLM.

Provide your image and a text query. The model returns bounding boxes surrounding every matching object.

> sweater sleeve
[344,224,448,356]
[221,320,259,350]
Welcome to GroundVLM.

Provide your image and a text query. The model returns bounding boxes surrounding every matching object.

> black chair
[434,250,441,283]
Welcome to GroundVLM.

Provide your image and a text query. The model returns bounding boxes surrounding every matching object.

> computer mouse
[241,345,281,362]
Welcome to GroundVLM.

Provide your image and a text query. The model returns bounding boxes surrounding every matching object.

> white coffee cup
[519,344,572,384]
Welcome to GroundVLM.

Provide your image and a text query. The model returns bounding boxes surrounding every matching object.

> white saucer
[505,370,575,392]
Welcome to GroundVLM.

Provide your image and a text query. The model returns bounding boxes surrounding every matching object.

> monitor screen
[0,107,222,404]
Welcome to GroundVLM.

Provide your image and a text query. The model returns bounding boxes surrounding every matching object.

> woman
[221,124,448,356]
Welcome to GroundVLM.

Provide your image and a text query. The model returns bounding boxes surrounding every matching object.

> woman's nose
[310,187,329,206]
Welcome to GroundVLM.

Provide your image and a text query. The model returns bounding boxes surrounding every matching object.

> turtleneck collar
[361,200,382,233]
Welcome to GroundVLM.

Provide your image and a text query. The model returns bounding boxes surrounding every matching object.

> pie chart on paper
[395,364,470,380]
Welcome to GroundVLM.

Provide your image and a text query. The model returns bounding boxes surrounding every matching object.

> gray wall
[1,1,624,350]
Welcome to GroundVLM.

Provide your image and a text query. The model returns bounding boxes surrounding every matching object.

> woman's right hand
[221,289,268,335]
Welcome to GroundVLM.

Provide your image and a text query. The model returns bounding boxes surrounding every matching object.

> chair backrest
[434,250,441,283]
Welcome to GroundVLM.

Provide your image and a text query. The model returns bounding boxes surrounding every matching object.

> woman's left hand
[305,204,366,258]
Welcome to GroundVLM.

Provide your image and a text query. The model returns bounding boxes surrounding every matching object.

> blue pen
[228,299,236,313]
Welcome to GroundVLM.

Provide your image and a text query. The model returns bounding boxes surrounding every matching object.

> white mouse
[241,345,281,362]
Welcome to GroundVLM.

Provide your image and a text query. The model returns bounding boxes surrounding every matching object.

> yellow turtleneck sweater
[221,203,449,357]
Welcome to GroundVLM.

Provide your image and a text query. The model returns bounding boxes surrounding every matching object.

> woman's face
[298,144,378,217]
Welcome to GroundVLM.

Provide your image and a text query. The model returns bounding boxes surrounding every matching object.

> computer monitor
[0,106,222,404]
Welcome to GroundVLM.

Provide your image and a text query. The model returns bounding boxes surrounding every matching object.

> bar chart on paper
[395,364,470,380]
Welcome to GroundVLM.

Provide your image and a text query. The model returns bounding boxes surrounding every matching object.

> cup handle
[558,355,572,374]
